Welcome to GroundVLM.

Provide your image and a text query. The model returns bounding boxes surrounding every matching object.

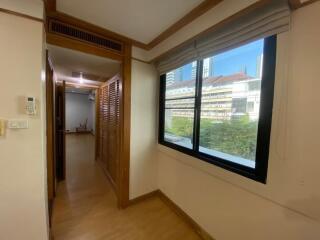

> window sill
[157,141,266,184]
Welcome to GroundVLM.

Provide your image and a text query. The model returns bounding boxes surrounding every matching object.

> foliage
[165,116,193,138]
[166,116,258,160]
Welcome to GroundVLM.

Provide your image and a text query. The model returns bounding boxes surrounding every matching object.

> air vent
[49,19,123,53]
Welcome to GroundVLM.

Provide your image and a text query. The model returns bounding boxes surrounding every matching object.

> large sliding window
[159,36,277,183]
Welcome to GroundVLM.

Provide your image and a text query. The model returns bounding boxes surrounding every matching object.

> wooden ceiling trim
[149,0,270,63]
[45,0,302,56]
[47,11,148,48]
[289,0,319,10]
[47,32,123,61]
[48,19,124,54]
[44,0,56,12]
[0,8,44,23]
[44,0,223,50]
[147,0,223,49]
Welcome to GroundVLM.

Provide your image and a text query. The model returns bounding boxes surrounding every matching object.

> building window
[159,36,277,183]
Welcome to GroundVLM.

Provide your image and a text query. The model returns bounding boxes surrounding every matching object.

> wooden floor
[52,134,202,240]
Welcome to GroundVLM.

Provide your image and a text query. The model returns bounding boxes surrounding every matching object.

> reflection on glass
[164,61,197,149]
[165,61,197,99]
[199,40,264,168]
[165,98,195,109]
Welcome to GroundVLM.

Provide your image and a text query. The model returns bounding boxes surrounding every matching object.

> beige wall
[0,10,48,240]
[157,3,320,240]
[0,0,44,19]
[130,60,158,199]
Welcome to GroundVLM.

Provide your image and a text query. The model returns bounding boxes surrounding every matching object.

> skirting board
[66,131,94,135]
[128,190,160,206]
[129,190,215,240]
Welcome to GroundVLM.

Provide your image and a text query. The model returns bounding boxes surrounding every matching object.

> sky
[178,39,264,81]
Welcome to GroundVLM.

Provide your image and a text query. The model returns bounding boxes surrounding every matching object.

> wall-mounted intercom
[26,97,36,115]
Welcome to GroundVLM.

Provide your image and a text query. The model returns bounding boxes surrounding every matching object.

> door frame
[45,50,55,225]
[55,81,66,181]
[46,34,131,209]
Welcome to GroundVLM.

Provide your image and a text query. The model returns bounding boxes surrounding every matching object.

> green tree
[166,116,193,138]
[167,115,258,160]
[199,117,258,160]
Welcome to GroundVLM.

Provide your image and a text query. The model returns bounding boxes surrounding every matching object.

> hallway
[52,134,202,240]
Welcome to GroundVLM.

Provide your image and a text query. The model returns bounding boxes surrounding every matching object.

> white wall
[0,7,48,240]
[156,3,320,240]
[130,60,158,199]
[66,92,95,133]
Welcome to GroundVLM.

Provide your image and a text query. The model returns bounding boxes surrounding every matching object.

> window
[164,61,197,149]
[159,36,277,183]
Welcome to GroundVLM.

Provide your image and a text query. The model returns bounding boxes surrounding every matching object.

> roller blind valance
[155,0,291,74]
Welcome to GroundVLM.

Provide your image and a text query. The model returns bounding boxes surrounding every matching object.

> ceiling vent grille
[49,20,123,53]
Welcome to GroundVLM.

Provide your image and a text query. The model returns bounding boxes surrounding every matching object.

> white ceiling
[48,45,121,86]
[56,0,204,43]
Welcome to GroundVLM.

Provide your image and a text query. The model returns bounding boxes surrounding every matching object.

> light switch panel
[8,119,29,129]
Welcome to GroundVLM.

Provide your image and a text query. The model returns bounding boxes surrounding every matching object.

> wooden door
[46,51,55,225]
[56,81,66,181]
[98,75,121,193]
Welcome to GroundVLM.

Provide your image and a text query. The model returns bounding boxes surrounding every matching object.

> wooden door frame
[46,50,55,225]
[46,36,131,209]
[118,44,131,208]
[94,88,100,161]
[55,81,66,181]
[62,81,66,180]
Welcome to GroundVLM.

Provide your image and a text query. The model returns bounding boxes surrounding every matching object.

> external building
[166,72,261,121]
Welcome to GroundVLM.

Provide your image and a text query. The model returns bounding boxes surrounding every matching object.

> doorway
[45,43,131,233]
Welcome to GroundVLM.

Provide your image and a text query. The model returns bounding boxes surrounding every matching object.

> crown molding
[44,0,56,12]
[147,0,223,49]
[289,0,319,10]
[44,0,222,50]
[0,8,44,23]
[140,0,270,64]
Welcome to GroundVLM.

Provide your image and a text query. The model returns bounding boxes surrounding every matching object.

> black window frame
[158,35,277,183]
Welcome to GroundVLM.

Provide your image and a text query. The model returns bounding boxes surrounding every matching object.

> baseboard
[66,131,93,134]
[128,190,160,206]
[158,190,215,240]
[128,189,215,240]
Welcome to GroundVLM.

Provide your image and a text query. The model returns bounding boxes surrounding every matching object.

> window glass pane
[164,109,194,149]
[165,98,195,109]
[200,40,264,168]
[165,61,197,99]
[163,61,197,149]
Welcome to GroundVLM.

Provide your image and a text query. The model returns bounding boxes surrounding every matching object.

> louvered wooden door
[100,86,108,171]
[98,75,121,192]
